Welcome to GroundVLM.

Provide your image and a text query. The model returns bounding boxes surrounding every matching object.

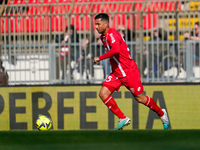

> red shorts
[102,68,143,96]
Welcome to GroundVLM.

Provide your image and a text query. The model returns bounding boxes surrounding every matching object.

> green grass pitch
[0,130,200,150]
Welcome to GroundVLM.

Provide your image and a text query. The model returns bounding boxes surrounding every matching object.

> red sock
[145,96,164,117]
[103,96,126,119]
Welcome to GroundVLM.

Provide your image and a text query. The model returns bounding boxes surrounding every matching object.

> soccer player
[93,13,170,130]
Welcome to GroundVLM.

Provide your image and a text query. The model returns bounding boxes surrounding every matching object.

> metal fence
[0,0,200,85]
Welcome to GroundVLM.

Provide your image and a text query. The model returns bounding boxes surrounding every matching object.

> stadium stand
[1,0,181,33]
[1,0,200,84]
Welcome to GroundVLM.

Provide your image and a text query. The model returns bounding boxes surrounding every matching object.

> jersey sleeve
[99,33,120,60]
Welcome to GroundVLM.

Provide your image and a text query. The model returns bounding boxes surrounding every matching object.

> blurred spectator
[76,34,92,80]
[0,60,8,85]
[0,60,7,75]
[184,22,200,40]
[55,25,79,81]
[81,30,111,79]
[117,25,135,41]
[184,22,200,65]
[143,28,167,77]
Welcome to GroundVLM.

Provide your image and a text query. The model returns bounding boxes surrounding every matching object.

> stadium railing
[0,0,200,85]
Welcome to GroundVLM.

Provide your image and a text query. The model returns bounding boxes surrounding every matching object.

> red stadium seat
[134,1,181,30]
[3,0,182,33]
[1,16,20,33]
[1,18,4,33]
[18,0,51,32]
[51,15,64,31]
[19,15,50,33]
[111,14,133,30]
[8,0,24,5]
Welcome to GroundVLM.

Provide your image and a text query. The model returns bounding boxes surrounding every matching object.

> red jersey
[99,28,137,78]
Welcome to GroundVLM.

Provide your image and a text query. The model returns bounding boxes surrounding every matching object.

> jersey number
[106,76,112,82]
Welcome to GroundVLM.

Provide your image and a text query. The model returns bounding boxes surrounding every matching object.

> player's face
[95,18,108,35]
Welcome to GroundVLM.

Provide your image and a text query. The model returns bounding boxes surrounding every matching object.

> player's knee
[135,94,146,104]
[135,97,143,103]
[99,92,105,100]
[99,91,108,100]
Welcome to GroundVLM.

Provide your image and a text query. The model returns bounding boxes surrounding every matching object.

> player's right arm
[98,34,120,60]
[93,57,100,64]
[98,45,120,60]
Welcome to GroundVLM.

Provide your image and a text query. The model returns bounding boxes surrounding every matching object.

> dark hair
[195,22,199,26]
[94,13,109,22]
[66,25,75,32]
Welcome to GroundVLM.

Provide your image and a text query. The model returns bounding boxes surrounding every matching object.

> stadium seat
[3,0,182,33]
[0,18,3,33]
[19,16,50,33]
[51,15,65,31]
[1,16,20,33]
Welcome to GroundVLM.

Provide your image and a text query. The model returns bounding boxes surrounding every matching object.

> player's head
[94,13,109,35]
